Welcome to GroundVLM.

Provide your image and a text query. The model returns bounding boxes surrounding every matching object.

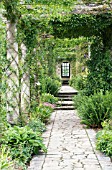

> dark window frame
[61,62,70,78]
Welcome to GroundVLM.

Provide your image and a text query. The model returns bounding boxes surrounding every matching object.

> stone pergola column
[20,43,30,114]
[6,21,30,123]
[6,21,19,123]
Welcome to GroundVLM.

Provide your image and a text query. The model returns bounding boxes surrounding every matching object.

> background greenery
[0,0,112,168]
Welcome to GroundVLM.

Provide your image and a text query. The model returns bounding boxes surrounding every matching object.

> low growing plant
[0,126,47,169]
[40,93,58,104]
[27,119,46,133]
[73,91,112,128]
[96,120,112,158]
[31,104,53,123]
[0,145,15,170]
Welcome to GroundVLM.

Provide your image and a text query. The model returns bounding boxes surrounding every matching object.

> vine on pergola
[1,0,112,120]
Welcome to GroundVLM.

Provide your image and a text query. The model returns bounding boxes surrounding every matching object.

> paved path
[28,110,112,170]
[58,85,78,93]
[28,85,112,170]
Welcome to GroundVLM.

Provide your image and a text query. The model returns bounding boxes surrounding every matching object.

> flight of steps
[56,91,78,110]
[62,80,69,85]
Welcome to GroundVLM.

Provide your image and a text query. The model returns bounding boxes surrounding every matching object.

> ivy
[18,15,38,49]
[1,0,112,167]
[2,0,112,100]
[3,0,20,22]
[86,37,112,95]
[50,13,112,42]
[23,0,76,6]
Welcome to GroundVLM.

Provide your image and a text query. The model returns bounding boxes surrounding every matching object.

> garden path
[28,86,112,170]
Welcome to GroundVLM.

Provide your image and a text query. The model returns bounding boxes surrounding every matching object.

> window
[61,62,70,77]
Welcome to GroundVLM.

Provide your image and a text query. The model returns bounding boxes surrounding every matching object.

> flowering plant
[43,102,55,109]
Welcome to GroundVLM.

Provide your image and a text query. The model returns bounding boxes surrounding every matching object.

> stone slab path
[58,85,78,93]
[28,110,112,170]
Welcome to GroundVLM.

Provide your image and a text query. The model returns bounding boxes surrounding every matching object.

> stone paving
[28,110,112,170]
[58,85,78,93]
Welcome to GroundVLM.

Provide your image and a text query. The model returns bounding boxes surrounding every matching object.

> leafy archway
[1,0,112,168]
[1,0,112,116]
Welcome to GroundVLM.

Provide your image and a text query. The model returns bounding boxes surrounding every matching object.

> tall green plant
[73,91,112,128]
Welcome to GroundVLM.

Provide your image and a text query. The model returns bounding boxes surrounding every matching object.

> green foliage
[1,0,112,168]
[0,107,9,137]
[101,119,112,131]
[44,77,61,96]
[31,104,53,123]
[3,0,20,22]
[73,92,84,110]
[27,119,46,133]
[0,14,7,134]
[40,76,61,96]
[82,0,112,4]
[86,37,112,95]
[96,120,112,157]
[55,37,88,77]
[19,15,38,49]
[51,13,112,42]
[1,126,46,168]
[40,93,58,104]
[23,0,76,5]
[70,75,87,90]
[73,91,112,128]
[0,145,14,170]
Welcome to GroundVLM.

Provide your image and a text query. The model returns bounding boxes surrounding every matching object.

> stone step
[62,80,69,85]
[55,106,74,110]
[57,101,74,106]
[57,94,76,98]
[59,98,73,101]
[56,86,77,110]
[58,92,78,96]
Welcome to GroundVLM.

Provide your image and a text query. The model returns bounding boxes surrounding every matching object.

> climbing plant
[1,0,112,167]
[50,9,112,94]
[1,1,112,127]
[0,8,7,133]
[1,0,112,115]
[86,37,112,95]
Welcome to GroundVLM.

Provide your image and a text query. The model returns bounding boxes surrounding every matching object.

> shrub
[40,93,58,104]
[73,91,112,128]
[0,126,47,168]
[69,75,87,90]
[73,91,85,109]
[96,120,112,158]
[31,104,53,123]
[45,77,61,96]
[27,119,46,133]
[40,76,61,96]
